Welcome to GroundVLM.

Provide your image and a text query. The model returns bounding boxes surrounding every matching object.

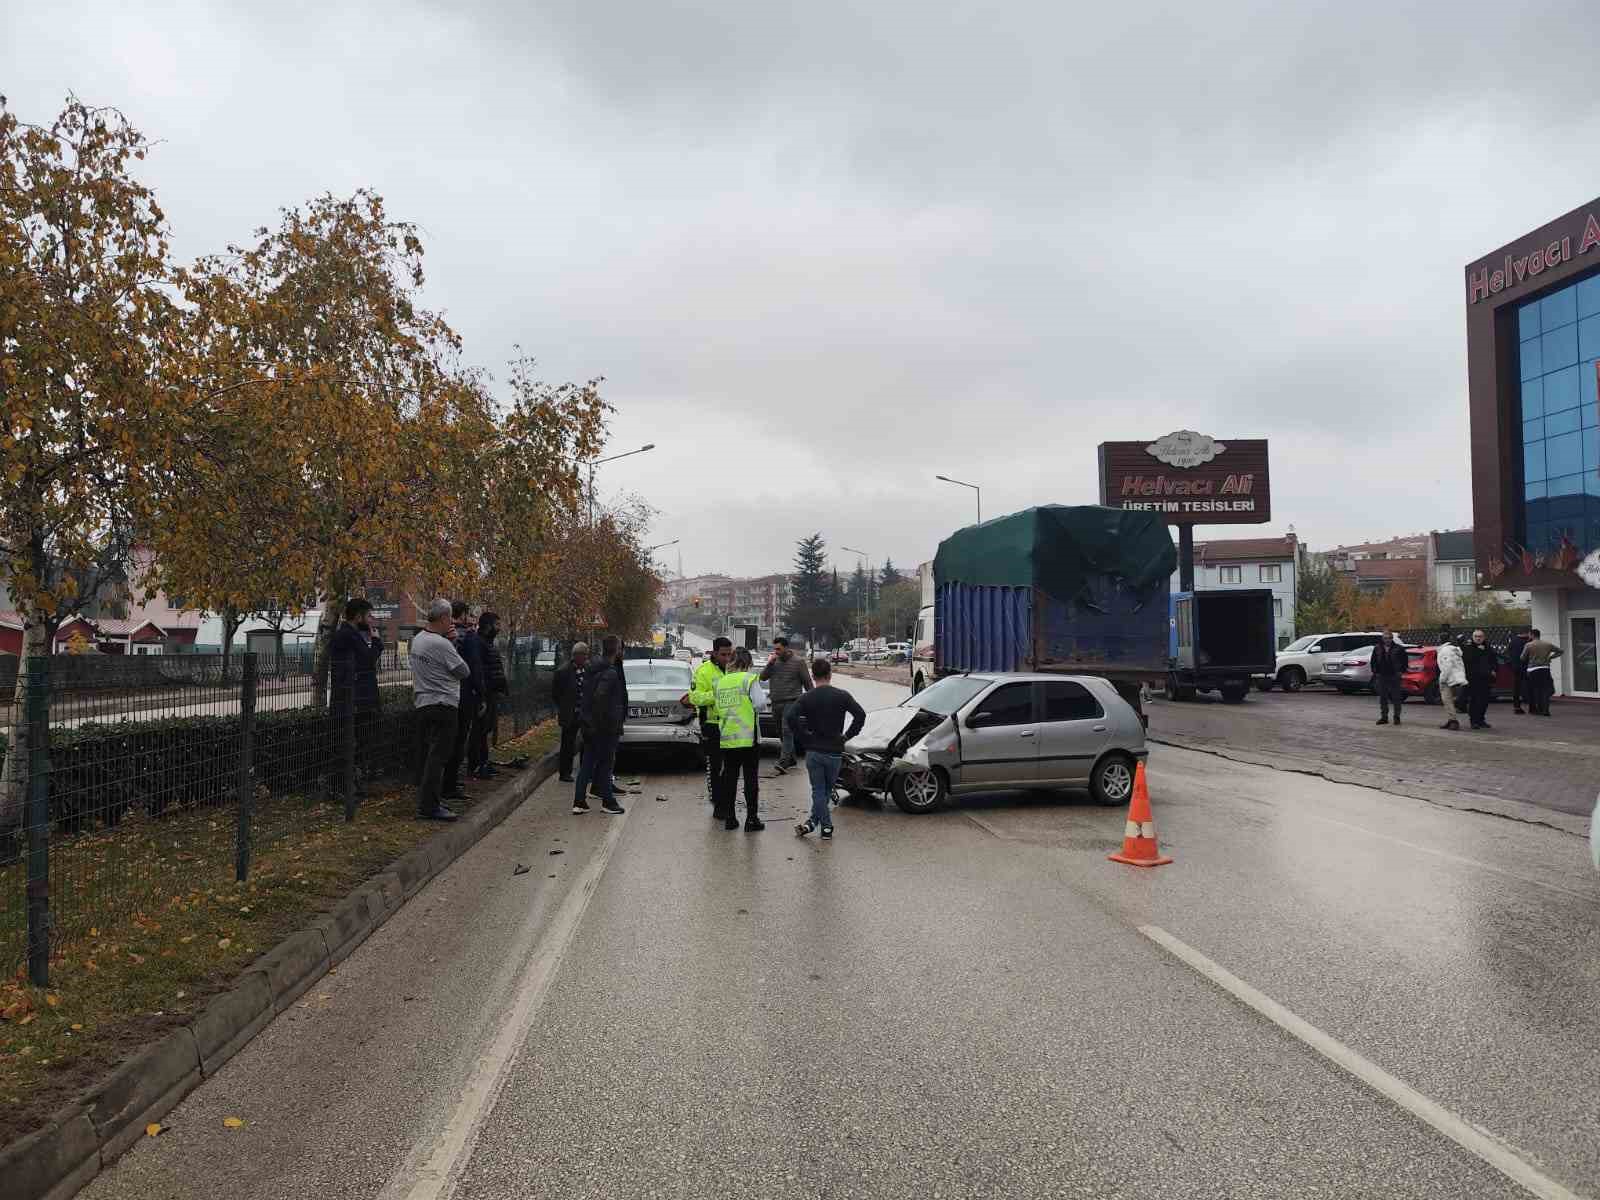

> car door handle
[1018,729,1035,738]
[1092,725,1107,732]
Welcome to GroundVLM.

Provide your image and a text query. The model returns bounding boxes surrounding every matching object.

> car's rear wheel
[1089,754,1136,806]
[890,767,947,814]
[1278,666,1305,692]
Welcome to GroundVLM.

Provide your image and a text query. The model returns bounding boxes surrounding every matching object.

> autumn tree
[0,97,179,827]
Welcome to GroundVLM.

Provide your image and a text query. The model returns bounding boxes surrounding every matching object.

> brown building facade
[1466,198,1600,696]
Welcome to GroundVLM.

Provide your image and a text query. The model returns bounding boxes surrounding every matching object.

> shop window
[1542,285,1577,331]
[1543,323,1578,371]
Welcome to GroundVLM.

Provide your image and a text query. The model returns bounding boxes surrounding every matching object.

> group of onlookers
[1369,624,1562,732]
[407,599,511,821]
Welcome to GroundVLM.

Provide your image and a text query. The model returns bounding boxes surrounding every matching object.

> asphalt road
[79,674,1600,1200]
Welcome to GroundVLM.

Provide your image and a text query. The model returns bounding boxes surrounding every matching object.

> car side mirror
[966,712,988,730]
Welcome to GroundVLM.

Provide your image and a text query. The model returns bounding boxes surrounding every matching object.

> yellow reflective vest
[689,659,725,725]
[713,670,760,749]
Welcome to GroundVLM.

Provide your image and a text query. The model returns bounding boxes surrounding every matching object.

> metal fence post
[25,656,51,988]
[235,652,258,882]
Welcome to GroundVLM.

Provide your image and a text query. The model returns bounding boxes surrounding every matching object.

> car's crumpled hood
[846,705,933,752]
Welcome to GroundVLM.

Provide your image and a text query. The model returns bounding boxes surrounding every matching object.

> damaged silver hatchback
[840,673,1148,814]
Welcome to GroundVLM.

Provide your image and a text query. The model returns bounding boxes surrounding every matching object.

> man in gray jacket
[760,636,813,771]
[411,598,471,821]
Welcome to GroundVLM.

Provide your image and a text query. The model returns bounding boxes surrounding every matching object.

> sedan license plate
[1323,661,1344,673]
[629,703,673,719]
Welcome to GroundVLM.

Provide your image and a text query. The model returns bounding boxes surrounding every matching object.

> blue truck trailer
[926,505,1275,705]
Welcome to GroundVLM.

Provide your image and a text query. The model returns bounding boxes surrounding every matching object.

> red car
[1402,646,1516,705]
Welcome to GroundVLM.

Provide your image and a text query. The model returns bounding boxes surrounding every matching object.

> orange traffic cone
[1108,761,1172,867]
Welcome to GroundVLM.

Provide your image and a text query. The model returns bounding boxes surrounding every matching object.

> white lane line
[384,808,630,1200]
[1139,925,1588,1200]
[1295,812,1600,906]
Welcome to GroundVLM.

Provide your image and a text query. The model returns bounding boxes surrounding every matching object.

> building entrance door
[1569,614,1599,697]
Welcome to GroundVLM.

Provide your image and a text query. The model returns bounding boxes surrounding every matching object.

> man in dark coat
[1506,627,1533,714]
[552,642,590,782]
[1462,628,1500,730]
[329,598,384,799]
[442,601,486,799]
[470,612,510,779]
[1370,630,1409,726]
[572,635,626,815]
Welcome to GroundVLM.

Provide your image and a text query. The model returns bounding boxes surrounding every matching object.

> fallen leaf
[222,1117,244,1129]
[217,938,232,949]
[180,935,195,944]
[44,994,59,1008]
[18,1013,35,1026]
[146,1123,163,1138]
[70,1023,83,1031]
[89,927,99,937]
[175,992,186,1000]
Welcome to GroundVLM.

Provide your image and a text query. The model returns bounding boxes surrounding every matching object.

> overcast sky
[7,2,1600,579]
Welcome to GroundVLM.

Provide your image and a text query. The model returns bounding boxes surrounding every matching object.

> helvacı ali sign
[1097,433,1271,525]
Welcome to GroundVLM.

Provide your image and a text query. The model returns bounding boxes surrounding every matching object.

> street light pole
[935,474,981,524]
[842,545,871,646]
[588,443,657,526]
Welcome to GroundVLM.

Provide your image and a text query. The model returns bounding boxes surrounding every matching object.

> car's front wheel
[1278,666,1305,692]
[891,767,947,814]
[1089,754,1136,806]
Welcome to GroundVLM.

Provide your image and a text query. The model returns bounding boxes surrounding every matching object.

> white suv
[1266,632,1389,692]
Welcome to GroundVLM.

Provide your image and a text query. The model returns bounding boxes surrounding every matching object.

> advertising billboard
[1097,432,1270,525]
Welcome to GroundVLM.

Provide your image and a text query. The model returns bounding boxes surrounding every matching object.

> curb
[4,749,558,1200]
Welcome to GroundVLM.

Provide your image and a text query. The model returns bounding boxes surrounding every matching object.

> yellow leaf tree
[0,97,179,828]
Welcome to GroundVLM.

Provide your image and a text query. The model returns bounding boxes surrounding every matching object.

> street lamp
[589,443,656,525]
[935,474,981,523]
[842,545,872,645]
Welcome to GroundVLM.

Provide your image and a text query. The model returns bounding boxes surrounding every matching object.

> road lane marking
[1139,925,1588,1200]
[382,803,630,1200]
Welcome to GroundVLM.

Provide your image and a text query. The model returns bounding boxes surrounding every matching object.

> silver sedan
[841,672,1148,814]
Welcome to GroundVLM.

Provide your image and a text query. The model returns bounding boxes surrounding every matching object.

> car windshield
[623,661,692,688]
[903,675,991,715]
[1282,636,1317,653]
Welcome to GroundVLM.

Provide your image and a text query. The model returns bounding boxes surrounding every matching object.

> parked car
[1402,645,1515,705]
[840,672,1147,814]
[672,646,694,662]
[830,648,850,664]
[1265,632,1391,692]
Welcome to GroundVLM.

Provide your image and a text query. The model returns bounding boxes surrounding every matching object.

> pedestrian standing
[712,647,767,831]
[411,598,470,821]
[1370,630,1409,726]
[329,598,385,798]
[470,612,509,779]
[442,601,486,800]
[760,636,813,773]
[1507,627,1534,714]
[1435,633,1466,731]
[786,657,866,840]
[1462,628,1499,730]
[553,642,589,782]
[1521,628,1563,716]
[573,634,626,816]
[589,645,631,800]
[685,637,732,807]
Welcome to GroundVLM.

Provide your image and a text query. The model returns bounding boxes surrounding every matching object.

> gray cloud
[7,0,1600,578]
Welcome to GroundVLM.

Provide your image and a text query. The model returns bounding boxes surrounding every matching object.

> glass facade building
[1516,275,1600,555]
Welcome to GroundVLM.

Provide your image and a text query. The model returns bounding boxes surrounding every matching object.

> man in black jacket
[1506,627,1533,714]
[552,642,589,782]
[442,601,486,800]
[470,612,510,779]
[1370,630,1409,726]
[785,658,866,838]
[573,635,626,815]
[329,598,384,800]
[1462,628,1499,730]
